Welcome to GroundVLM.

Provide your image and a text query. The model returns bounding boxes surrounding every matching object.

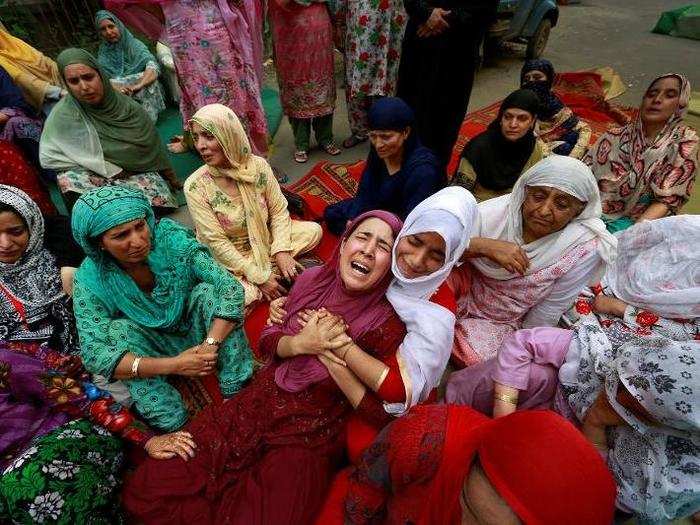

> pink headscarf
[264,210,404,392]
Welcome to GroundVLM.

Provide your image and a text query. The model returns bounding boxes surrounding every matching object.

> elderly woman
[447,216,700,524]
[586,73,698,232]
[340,406,616,524]
[39,48,179,212]
[70,187,252,432]
[184,104,322,306]
[324,97,443,235]
[123,211,412,524]
[449,155,617,368]
[520,59,592,159]
[451,89,547,201]
[95,10,166,123]
[0,185,193,523]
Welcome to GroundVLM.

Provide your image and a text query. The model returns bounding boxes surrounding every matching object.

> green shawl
[72,187,205,329]
[95,10,158,79]
[40,48,170,176]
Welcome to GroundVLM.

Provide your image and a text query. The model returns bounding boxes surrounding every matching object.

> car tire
[526,18,552,59]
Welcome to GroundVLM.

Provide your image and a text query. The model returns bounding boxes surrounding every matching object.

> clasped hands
[417,8,451,38]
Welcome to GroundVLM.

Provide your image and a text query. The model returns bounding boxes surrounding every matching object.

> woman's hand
[119,85,134,96]
[260,274,288,301]
[172,345,218,376]
[0,112,9,126]
[292,312,351,359]
[592,295,628,318]
[417,8,450,38]
[267,297,288,325]
[145,431,197,461]
[477,238,530,275]
[274,251,303,283]
[584,390,626,428]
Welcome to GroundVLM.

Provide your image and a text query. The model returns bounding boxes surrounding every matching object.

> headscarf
[188,103,276,283]
[385,187,477,413]
[39,48,171,177]
[71,187,206,329]
[586,73,697,220]
[472,155,618,281]
[367,96,415,131]
[267,210,404,392]
[0,185,64,308]
[460,89,540,191]
[0,27,62,109]
[95,10,159,78]
[605,215,700,318]
[0,65,36,116]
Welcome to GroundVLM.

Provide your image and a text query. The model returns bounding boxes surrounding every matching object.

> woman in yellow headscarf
[0,27,63,110]
[184,104,322,307]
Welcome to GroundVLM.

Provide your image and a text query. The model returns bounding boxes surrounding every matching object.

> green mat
[652,4,700,40]
[49,87,283,213]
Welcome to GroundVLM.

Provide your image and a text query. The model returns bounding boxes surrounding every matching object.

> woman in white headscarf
[449,155,618,368]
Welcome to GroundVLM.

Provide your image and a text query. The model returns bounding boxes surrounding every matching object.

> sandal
[321,142,341,156]
[342,134,368,149]
[294,150,309,163]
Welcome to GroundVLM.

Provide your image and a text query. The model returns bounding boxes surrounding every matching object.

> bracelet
[341,345,353,362]
[131,356,142,379]
[494,392,518,405]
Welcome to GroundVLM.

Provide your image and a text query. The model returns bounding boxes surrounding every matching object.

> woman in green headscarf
[39,48,180,212]
[71,186,253,431]
[95,10,166,123]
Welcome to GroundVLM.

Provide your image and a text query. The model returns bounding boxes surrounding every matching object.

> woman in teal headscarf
[95,9,166,122]
[71,186,253,431]
[39,48,179,212]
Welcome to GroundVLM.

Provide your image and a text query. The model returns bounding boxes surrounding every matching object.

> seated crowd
[0,20,698,525]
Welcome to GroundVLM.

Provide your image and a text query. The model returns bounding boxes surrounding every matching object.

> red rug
[446,71,636,175]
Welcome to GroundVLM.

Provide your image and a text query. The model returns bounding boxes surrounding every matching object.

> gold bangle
[494,392,518,405]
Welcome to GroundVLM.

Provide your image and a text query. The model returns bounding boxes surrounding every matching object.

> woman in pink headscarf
[123,210,409,525]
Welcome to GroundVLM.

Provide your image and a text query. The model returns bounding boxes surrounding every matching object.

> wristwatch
[204,337,222,347]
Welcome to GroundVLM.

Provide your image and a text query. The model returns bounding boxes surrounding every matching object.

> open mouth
[350,261,370,275]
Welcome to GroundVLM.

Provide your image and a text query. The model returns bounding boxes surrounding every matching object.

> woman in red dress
[123,210,407,524]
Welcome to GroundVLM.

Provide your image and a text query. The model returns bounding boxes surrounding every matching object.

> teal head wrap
[71,186,154,260]
[95,10,157,78]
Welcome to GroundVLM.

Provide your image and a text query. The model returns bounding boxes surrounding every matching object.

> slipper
[321,142,342,156]
[294,150,309,163]
[342,134,368,148]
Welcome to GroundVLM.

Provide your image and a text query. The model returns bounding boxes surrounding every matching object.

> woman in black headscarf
[451,89,546,201]
[324,97,443,235]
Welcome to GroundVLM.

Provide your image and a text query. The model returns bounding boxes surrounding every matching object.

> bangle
[341,345,354,362]
[494,392,518,405]
[131,356,142,378]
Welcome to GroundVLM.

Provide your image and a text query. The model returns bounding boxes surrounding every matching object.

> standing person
[585,73,698,232]
[269,0,341,163]
[158,0,268,156]
[397,0,498,167]
[341,0,407,148]
[95,9,167,123]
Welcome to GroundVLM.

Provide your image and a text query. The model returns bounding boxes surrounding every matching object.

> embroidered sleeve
[451,157,477,190]
[623,305,700,341]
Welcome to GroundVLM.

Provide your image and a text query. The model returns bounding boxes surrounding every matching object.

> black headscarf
[459,89,539,191]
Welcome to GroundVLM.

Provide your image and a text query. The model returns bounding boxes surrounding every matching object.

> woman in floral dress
[447,215,700,524]
[341,0,407,148]
[0,185,193,524]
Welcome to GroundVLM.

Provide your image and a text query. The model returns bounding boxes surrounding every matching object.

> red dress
[0,140,55,215]
[122,311,407,525]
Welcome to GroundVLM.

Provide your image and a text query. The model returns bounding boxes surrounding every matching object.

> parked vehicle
[488,0,559,59]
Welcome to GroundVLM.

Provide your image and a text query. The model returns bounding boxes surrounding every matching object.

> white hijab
[472,155,617,281]
[606,215,700,318]
[385,186,478,414]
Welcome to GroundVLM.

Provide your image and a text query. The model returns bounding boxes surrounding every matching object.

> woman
[71,186,253,432]
[450,155,617,368]
[341,405,616,524]
[0,185,194,523]
[397,0,498,166]
[341,0,407,148]
[324,97,443,235]
[520,58,592,159]
[123,211,408,524]
[451,88,547,201]
[0,65,45,169]
[0,27,63,112]
[157,0,268,156]
[39,48,179,212]
[269,0,340,163]
[586,73,698,232]
[95,10,166,123]
[447,216,700,524]
[184,104,322,306]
